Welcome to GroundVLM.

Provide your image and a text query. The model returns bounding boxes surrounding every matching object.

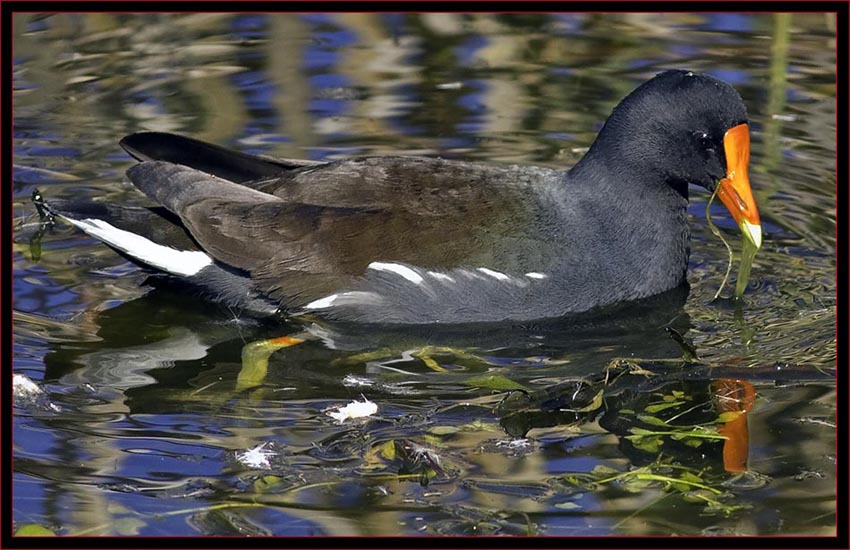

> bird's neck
[560,146,691,297]
[567,136,690,203]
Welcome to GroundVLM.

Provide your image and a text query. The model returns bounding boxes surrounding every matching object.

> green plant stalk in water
[736,236,759,298]
[705,185,758,300]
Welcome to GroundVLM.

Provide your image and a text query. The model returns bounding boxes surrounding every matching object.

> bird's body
[36,69,761,325]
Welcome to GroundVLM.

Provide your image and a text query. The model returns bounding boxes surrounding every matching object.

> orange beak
[717,123,762,249]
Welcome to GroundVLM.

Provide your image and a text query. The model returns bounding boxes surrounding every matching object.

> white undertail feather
[64,217,212,276]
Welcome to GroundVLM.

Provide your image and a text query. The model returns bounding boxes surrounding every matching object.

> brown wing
[126,158,558,309]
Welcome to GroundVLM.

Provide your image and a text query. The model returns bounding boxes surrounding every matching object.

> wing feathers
[127,161,281,216]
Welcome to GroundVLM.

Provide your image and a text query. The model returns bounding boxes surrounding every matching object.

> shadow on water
[39,278,690,394]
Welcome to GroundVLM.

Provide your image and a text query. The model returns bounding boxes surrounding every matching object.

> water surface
[12,12,836,537]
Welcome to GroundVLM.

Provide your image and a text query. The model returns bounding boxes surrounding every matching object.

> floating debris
[794,468,826,481]
[342,375,375,388]
[495,438,533,451]
[13,374,42,399]
[235,442,274,470]
[484,437,537,457]
[327,398,378,423]
[13,374,61,412]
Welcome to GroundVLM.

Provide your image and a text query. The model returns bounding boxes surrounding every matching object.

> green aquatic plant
[705,184,759,300]
[559,457,752,518]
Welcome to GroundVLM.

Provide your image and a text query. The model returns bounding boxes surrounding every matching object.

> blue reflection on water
[14,269,81,315]
[310,98,347,118]
[457,79,487,112]
[703,13,753,33]
[232,70,278,114]
[385,82,426,137]
[705,68,750,86]
[24,146,81,158]
[669,43,700,58]
[302,18,358,74]
[381,13,407,37]
[10,12,836,536]
[302,49,338,73]
[454,34,488,68]
[551,13,586,35]
[299,13,335,26]
[231,14,267,40]
[310,73,349,89]
[26,17,50,33]
[314,27,359,50]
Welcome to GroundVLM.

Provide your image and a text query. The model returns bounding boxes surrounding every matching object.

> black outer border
[1,1,846,549]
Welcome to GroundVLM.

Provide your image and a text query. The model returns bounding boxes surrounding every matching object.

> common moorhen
[36,69,761,325]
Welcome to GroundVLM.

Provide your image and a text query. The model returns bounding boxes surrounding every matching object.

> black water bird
[36,69,762,325]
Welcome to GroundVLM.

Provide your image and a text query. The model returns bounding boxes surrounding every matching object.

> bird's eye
[695,131,714,151]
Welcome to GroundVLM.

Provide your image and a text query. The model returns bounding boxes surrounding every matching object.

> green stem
[633,473,723,494]
[705,185,734,300]
[629,430,728,440]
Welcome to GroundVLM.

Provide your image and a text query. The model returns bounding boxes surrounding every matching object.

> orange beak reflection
[713,379,756,473]
[717,123,762,249]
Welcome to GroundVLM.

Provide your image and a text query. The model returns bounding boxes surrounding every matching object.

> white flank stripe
[304,294,338,310]
[525,272,548,279]
[428,271,455,283]
[477,267,510,281]
[66,217,212,276]
[367,262,423,284]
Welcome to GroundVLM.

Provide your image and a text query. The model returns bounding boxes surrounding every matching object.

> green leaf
[30,238,42,262]
[619,478,653,493]
[428,426,461,435]
[554,501,581,510]
[670,426,721,441]
[254,475,283,491]
[377,440,397,460]
[681,437,705,448]
[670,480,691,493]
[465,375,530,392]
[15,524,55,536]
[680,471,705,485]
[561,475,598,490]
[114,517,145,536]
[628,435,663,453]
[717,411,743,423]
[573,389,604,412]
[591,464,621,476]
[683,489,715,503]
[423,434,443,447]
[637,414,670,427]
[629,427,654,435]
[645,401,685,413]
